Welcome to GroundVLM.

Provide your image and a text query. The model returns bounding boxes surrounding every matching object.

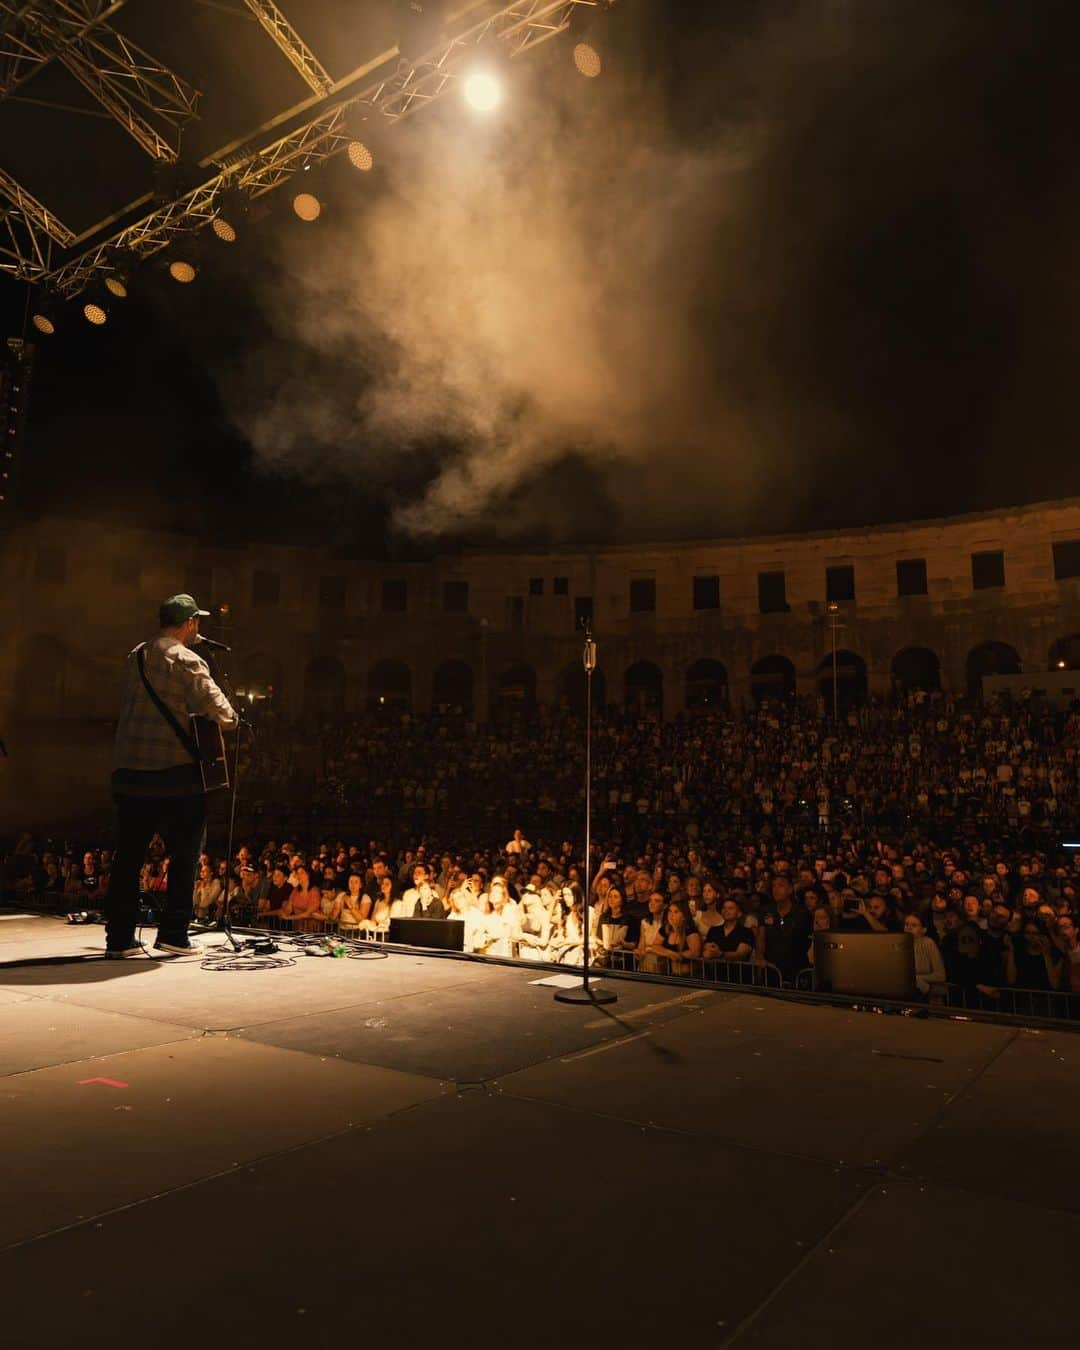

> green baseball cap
[159,593,210,627]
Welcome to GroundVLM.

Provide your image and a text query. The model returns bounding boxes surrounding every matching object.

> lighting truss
[11,0,611,296]
[242,1,332,97]
[0,0,128,95]
[0,1,199,161]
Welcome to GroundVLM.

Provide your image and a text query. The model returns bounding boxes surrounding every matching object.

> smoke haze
[222,0,1080,545]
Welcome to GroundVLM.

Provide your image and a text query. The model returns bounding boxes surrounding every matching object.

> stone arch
[559,661,607,715]
[367,658,412,713]
[1048,634,1080,671]
[432,659,474,714]
[624,660,663,718]
[750,654,795,703]
[891,646,941,692]
[495,662,536,715]
[304,654,346,716]
[966,641,1020,698]
[685,658,728,711]
[817,650,868,712]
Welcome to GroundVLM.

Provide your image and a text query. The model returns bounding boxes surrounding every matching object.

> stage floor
[1,914,1077,1349]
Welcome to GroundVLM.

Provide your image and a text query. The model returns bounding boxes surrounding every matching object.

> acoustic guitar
[191,715,230,792]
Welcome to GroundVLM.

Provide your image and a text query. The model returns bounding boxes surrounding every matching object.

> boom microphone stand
[556,627,616,1006]
[190,634,246,952]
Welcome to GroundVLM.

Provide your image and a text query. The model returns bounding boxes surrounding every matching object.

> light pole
[556,626,616,1006]
[827,601,840,721]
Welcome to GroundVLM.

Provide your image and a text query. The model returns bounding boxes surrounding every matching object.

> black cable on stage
[198,931,389,971]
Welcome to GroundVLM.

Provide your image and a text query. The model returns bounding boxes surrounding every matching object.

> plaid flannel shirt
[113,634,238,772]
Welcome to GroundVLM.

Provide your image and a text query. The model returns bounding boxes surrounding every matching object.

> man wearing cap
[106,594,238,958]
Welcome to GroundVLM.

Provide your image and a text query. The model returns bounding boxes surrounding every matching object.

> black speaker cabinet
[813,931,917,1001]
[388,917,466,952]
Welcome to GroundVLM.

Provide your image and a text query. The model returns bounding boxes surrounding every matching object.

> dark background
[2,0,1078,557]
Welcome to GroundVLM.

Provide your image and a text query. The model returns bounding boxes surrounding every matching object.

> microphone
[192,635,231,653]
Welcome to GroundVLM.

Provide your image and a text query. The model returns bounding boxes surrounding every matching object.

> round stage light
[463,70,501,111]
[212,215,238,243]
[104,274,128,299]
[292,191,321,221]
[31,311,55,335]
[83,301,107,325]
[573,42,602,78]
[168,259,197,283]
[347,140,374,171]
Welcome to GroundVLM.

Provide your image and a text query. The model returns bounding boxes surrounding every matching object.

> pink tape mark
[78,1077,129,1088]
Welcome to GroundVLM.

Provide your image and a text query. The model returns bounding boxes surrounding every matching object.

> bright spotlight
[292,191,321,221]
[212,216,237,243]
[83,301,107,325]
[31,311,55,335]
[30,292,56,335]
[573,42,602,78]
[463,70,501,111]
[104,274,128,298]
[169,259,197,283]
[347,140,374,171]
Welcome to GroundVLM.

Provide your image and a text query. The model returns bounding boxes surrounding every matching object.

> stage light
[166,232,201,283]
[292,191,321,221]
[30,292,57,335]
[573,42,602,78]
[212,185,249,243]
[83,299,107,325]
[103,251,132,299]
[347,139,374,171]
[463,69,501,111]
[169,258,197,283]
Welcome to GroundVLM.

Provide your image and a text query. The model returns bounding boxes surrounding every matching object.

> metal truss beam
[0,2,199,160]
[0,166,76,276]
[243,0,332,96]
[0,0,127,96]
[15,0,607,294]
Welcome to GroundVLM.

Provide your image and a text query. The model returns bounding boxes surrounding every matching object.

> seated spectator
[317,866,344,927]
[1004,920,1062,993]
[702,898,755,968]
[903,912,947,999]
[517,887,553,961]
[393,864,447,920]
[339,874,373,932]
[943,921,1002,1006]
[193,862,223,923]
[279,865,322,930]
[597,886,638,963]
[476,876,521,957]
[260,865,293,921]
[648,901,702,975]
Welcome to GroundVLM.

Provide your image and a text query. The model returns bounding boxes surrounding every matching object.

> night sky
[2,0,1078,557]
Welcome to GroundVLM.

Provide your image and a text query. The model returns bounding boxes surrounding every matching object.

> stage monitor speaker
[813,931,917,1001]
[388,917,465,952]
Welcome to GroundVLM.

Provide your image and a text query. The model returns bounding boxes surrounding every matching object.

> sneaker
[106,942,147,960]
[154,938,203,955]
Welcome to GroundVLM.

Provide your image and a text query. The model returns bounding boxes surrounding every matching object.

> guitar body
[191,715,230,792]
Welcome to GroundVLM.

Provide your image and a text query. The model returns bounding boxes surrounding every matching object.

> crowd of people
[4,691,1080,1013]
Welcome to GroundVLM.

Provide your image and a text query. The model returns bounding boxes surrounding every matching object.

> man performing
[105,594,239,958]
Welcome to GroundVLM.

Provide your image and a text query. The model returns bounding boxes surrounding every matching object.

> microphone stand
[191,637,246,953]
[556,627,616,1006]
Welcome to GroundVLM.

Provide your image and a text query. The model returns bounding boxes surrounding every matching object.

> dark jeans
[106,791,207,948]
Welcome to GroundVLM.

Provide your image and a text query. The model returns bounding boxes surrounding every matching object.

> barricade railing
[944,982,1078,1021]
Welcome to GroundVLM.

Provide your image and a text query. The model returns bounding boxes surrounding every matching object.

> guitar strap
[136,644,213,766]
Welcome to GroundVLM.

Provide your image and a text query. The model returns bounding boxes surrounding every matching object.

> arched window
[624,661,663,718]
[303,655,346,716]
[685,659,728,711]
[367,659,412,713]
[891,647,940,692]
[495,663,537,716]
[240,652,283,708]
[559,662,607,715]
[966,642,1020,698]
[750,654,795,704]
[1048,635,1080,672]
[817,650,868,712]
[432,660,474,715]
